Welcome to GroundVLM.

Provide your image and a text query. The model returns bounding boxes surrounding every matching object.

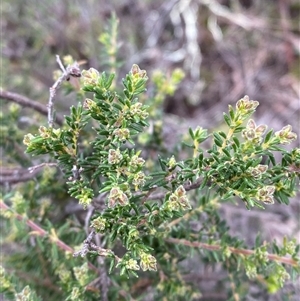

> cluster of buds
[275,125,297,145]
[77,186,94,208]
[73,262,89,286]
[130,64,147,82]
[38,126,52,138]
[15,286,33,301]
[129,153,145,170]
[152,68,185,96]
[244,261,257,279]
[70,287,81,301]
[81,68,99,86]
[90,216,106,233]
[10,191,26,214]
[248,164,268,178]
[108,148,123,164]
[283,237,296,255]
[125,258,140,271]
[0,266,12,291]
[56,264,72,284]
[130,102,149,120]
[236,95,259,116]
[165,185,191,212]
[113,128,130,142]
[24,127,61,145]
[132,171,146,190]
[23,133,35,146]
[139,252,157,271]
[167,155,177,170]
[254,246,269,264]
[108,186,129,208]
[256,185,275,204]
[83,98,97,110]
[275,264,290,287]
[128,227,139,241]
[242,119,267,144]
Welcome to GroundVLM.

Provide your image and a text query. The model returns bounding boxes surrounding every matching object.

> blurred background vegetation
[2,0,300,126]
[1,0,299,300]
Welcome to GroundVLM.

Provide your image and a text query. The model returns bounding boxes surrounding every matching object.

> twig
[142,177,203,201]
[1,201,133,300]
[89,243,121,263]
[73,232,121,264]
[0,168,40,185]
[163,196,219,230]
[0,201,98,273]
[199,0,266,30]
[0,163,58,185]
[0,89,63,125]
[95,235,109,301]
[48,55,81,127]
[84,206,95,234]
[28,162,58,173]
[73,230,96,258]
[165,237,299,267]
[141,187,158,203]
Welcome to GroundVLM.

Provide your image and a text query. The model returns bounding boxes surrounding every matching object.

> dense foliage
[1,9,299,301]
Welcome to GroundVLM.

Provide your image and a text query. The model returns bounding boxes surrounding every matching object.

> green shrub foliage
[1,17,299,301]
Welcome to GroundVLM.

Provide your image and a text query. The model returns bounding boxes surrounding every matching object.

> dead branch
[0,89,64,125]
[0,163,58,185]
[166,237,299,267]
[48,55,81,127]
[0,201,99,273]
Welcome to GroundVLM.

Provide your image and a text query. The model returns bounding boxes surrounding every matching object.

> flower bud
[275,125,297,144]
[108,148,123,164]
[108,187,129,208]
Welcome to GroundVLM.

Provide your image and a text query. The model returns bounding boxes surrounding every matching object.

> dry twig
[48,55,81,127]
[0,89,64,125]
[166,237,299,267]
[0,163,58,185]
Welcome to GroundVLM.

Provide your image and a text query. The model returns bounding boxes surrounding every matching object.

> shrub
[1,16,299,301]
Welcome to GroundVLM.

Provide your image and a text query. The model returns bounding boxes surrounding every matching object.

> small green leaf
[232,136,240,147]
[223,113,231,126]
[124,89,130,99]
[149,171,167,177]
[105,73,115,89]
[264,130,274,144]
[144,202,152,212]
[222,147,231,158]
[189,128,195,139]
[99,185,114,193]
[229,107,235,120]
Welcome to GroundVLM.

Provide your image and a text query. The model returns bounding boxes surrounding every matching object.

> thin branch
[141,177,204,201]
[73,230,96,258]
[84,206,95,234]
[0,168,40,185]
[199,0,266,30]
[1,201,135,301]
[48,55,81,127]
[0,201,98,273]
[73,234,121,264]
[0,163,58,185]
[166,237,299,267]
[95,235,109,301]
[28,162,58,173]
[162,196,219,230]
[0,89,64,125]
[184,177,203,191]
